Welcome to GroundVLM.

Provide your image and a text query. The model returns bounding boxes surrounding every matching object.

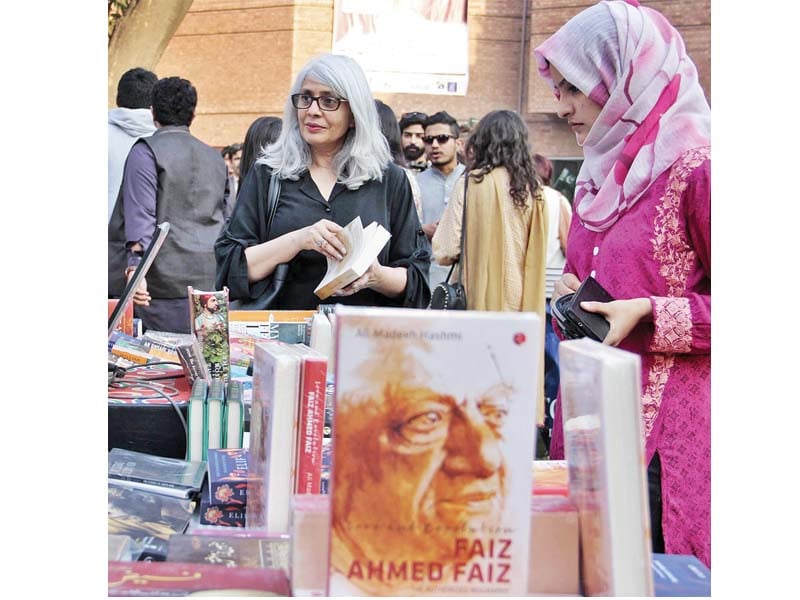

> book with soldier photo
[327,306,542,596]
[188,287,231,383]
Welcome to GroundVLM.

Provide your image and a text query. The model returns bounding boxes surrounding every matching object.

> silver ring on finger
[315,238,325,248]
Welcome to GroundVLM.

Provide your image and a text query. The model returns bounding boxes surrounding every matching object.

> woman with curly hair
[432,108,548,411]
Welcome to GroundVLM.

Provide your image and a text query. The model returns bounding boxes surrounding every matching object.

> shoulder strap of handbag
[454,173,468,285]
[266,170,281,237]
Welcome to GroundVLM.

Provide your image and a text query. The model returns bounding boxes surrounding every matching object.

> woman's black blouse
[215,161,431,309]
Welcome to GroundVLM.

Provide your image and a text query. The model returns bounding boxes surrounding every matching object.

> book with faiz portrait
[327,306,542,596]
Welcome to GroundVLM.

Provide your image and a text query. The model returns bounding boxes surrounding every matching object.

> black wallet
[552,276,615,342]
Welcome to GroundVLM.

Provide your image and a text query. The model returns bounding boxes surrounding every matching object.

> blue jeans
[544,299,561,431]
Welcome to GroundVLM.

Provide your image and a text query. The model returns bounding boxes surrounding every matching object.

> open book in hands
[314,216,391,299]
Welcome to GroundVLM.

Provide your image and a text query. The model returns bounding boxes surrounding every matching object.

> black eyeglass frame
[291,93,348,112]
[422,134,457,145]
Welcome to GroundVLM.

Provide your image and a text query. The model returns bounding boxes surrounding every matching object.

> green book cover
[204,380,225,459]
[223,380,245,449]
[186,380,208,462]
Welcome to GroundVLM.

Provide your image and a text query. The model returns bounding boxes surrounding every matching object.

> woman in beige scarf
[432,109,548,418]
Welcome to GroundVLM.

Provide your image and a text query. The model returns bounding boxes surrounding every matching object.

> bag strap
[266,170,281,237]
[453,173,468,286]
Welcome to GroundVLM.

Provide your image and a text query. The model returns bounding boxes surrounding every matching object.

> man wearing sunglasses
[416,111,465,289]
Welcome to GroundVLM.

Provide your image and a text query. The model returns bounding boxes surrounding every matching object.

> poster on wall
[332,0,469,95]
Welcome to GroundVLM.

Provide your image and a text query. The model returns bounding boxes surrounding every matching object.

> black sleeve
[384,165,432,308]
[214,164,272,301]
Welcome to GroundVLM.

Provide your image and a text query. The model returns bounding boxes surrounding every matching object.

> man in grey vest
[108,76,227,333]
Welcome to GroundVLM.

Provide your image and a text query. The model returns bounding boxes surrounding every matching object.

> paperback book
[291,344,328,495]
[223,380,245,449]
[199,482,247,527]
[247,341,303,533]
[229,309,316,343]
[328,306,542,596]
[166,533,290,569]
[207,447,249,505]
[186,379,208,462]
[314,216,391,299]
[188,286,231,382]
[108,483,194,561]
[108,448,206,499]
[175,333,210,385]
[205,379,225,457]
[559,338,653,596]
[108,561,291,596]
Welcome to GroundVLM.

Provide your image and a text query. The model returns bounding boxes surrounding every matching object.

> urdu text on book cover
[328,306,541,596]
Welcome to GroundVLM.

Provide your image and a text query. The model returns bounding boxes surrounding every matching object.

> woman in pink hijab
[535,0,710,566]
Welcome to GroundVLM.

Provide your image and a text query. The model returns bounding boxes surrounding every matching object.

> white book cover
[558,338,653,596]
[328,306,541,596]
[247,341,302,534]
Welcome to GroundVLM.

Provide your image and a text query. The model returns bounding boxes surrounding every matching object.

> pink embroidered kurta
[550,146,711,566]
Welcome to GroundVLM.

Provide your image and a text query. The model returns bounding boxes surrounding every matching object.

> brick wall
[153,0,710,157]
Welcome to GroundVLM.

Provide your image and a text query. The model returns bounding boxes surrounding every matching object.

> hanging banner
[332,0,469,95]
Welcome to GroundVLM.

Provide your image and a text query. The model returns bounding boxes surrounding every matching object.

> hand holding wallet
[552,276,615,342]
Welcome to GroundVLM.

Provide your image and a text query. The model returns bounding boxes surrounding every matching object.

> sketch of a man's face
[331,382,511,589]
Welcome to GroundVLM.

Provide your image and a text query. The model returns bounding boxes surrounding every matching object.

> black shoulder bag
[229,171,289,310]
[428,175,468,310]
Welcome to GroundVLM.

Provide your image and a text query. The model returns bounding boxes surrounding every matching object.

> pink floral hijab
[534,0,710,232]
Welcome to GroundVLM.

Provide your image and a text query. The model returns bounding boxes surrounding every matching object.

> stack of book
[247,341,328,533]
[108,448,206,499]
[199,448,250,527]
[186,380,245,462]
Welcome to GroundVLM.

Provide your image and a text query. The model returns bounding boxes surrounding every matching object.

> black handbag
[428,175,468,310]
[229,171,288,310]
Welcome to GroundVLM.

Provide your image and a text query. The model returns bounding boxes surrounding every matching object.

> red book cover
[108,298,134,336]
[291,345,328,495]
[108,560,290,596]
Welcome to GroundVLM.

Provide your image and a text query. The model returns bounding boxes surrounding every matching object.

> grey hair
[259,53,390,189]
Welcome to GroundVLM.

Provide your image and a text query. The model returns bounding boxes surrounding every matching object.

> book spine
[177,341,209,385]
[110,345,152,365]
[108,474,191,492]
[294,357,327,495]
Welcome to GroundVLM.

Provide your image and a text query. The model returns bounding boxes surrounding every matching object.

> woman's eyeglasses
[291,93,347,111]
[422,134,456,145]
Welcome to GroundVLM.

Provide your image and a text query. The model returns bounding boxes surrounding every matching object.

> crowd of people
[107,0,711,569]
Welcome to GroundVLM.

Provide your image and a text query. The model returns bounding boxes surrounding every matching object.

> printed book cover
[207,447,249,505]
[175,333,211,386]
[328,306,542,596]
[559,338,653,596]
[229,309,316,343]
[199,483,247,527]
[291,344,328,495]
[108,483,195,562]
[188,286,231,383]
[166,533,290,570]
[247,341,302,534]
[108,298,133,336]
[108,448,206,497]
[108,560,291,596]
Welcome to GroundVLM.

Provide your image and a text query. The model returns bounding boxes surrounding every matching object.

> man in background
[398,111,429,173]
[108,76,227,333]
[416,111,465,289]
[221,142,243,217]
[108,67,157,222]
